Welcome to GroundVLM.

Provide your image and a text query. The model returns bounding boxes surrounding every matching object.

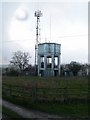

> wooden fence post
[32,81,37,102]
[64,87,68,103]
[35,82,37,101]
[22,86,25,102]
[9,85,12,96]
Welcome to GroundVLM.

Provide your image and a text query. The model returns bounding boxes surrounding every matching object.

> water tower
[38,43,61,77]
[34,10,61,77]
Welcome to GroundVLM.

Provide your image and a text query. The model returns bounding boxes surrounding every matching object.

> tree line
[2,51,90,76]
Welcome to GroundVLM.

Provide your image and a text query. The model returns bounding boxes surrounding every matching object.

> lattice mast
[34,10,42,75]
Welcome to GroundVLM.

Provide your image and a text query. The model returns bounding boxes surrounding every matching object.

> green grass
[2,76,89,117]
[2,105,22,118]
[2,96,89,117]
[0,105,2,113]
[33,102,88,117]
[2,76,88,99]
[2,76,88,89]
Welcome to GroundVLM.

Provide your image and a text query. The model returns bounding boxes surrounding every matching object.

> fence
[2,83,88,103]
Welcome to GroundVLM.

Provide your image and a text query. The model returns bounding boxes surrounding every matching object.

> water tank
[38,43,61,77]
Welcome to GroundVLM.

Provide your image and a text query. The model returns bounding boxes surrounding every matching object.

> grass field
[2,76,89,117]
[2,76,88,88]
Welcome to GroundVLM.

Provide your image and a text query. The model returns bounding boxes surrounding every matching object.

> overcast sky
[1,0,89,65]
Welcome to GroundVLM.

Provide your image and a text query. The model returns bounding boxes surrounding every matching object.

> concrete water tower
[38,43,61,77]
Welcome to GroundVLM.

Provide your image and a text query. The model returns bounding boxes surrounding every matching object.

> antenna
[34,10,42,75]
[50,15,51,42]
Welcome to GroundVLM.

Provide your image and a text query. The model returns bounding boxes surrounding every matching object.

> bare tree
[10,51,31,71]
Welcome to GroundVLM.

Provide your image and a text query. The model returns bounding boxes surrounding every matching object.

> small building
[38,43,61,77]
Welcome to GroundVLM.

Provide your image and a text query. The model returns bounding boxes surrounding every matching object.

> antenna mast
[34,10,42,75]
